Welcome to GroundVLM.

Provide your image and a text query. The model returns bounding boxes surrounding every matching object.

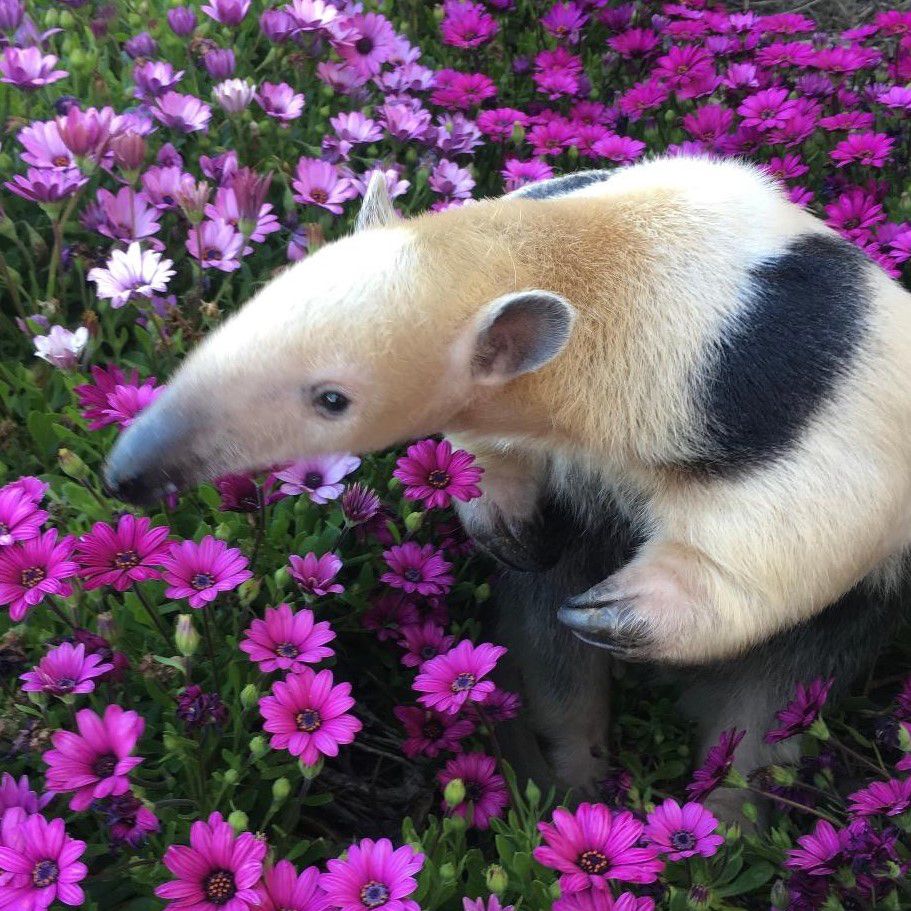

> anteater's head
[103,176,576,505]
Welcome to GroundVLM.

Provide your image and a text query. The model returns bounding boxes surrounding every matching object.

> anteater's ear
[471,290,576,385]
[356,171,397,232]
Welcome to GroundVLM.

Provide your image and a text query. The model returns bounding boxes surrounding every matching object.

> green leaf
[714,861,776,898]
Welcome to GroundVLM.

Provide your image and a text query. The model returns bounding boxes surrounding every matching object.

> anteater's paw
[467,507,564,572]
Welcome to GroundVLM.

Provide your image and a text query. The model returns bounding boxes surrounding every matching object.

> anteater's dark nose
[102,468,171,507]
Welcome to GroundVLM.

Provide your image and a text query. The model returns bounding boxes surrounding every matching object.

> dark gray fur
[508,170,614,200]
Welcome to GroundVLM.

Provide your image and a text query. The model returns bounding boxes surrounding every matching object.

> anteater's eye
[313,388,350,417]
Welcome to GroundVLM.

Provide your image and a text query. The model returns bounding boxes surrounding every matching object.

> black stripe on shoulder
[509,169,613,200]
[685,233,870,476]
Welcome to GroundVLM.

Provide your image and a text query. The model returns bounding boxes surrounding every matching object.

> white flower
[213,79,256,114]
[88,242,175,309]
[33,325,89,369]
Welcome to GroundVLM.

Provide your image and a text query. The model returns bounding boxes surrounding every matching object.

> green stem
[48,600,78,630]
[747,787,843,825]
[202,605,219,682]
[133,585,171,643]
[45,192,82,301]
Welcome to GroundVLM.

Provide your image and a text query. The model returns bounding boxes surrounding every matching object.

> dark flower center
[577,849,610,875]
[420,644,438,660]
[20,566,46,588]
[844,217,859,229]
[304,471,324,488]
[689,884,710,903]
[359,880,389,909]
[355,36,374,56]
[671,830,697,852]
[423,720,443,740]
[426,469,451,489]
[32,859,60,888]
[465,780,483,801]
[450,672,476,693]
[162,193,175,204]
[203,868,237,906]
[56,676,77,691]
[403,568,422,583]
[276,642,299,658]
[296,708,321,732]
[93,752,118,778]
[113,549,140,570]
[204,248,221,260]
[191,572,214,590]
[0,522,8,535]
[53,155,70,167]
[302,576,321,590]
[309,188,329,205]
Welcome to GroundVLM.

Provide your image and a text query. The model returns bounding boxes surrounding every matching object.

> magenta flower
[257,860,327,911]
[336,12,397,76]
[21,642,113,696]
[394,705,474,758]
[259,667,362,764]
[474,686,521,722]
[643,799,723,861]
[542,2,588,42]
[440,1,498,48]
[289,552,344,597]
[477,108,529,141]
[43,704,144,810]
[591,133,646,165]
[0,482,47,546]
[428,160,476,201]
[321,837,424,911]
[393,439,484,509]
[0,46,67,89]
[240,603,335,673]
[848,777,911,817]
[275,454,360,503]
[501,158,554,192]
[686,728,745,801]
[341,484,382,526]
[438,752,508,829]
[101,792,160,847]
[398,621,454,668]
[363,592,421,642]
[94,187,161,244]
[618,79,670,121]
[75,514,170,591]
[379,101,432,142]
[88,242,174,308]
[18,120,74,169]
[0,773,49,816]
[152,91,212,133]
[5,476,47,505]
[202,0,250,25]
[74,364,165,431]
[609,27,659,57]
[133,60,183,100]
[830,133,894,169]
[4,167,86,204]
[292,158,357,215]
[786,820,844,875]
[155,811,267,911]
[256,81,305,123]
[737,88,796,132]
[878,86,911,111]
[0,529,77,622]
[381,543,453,597]
[825,189,885,238]
[534,803,663,892]
[817,111,876,132]
[413,639,505,714]
[186,218,246,272]
[764,677,834,744]
[0,811,87,909]
[162,536,252,608]
[555,894,654,911]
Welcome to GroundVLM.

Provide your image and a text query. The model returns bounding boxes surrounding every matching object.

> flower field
[2,0,911,909]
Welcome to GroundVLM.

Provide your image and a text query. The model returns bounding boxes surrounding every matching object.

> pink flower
[18,120,74,169]
[256,81,305,123]
[643,799,723,860]
[413,639,505,714]
[161,536,252,608]
[289,552,344,597]
[363,593,421,642]
[609,27,659,58]
[0,46,67,89]
[74,364,165,431]
[101,791,160,847]
[786,820,844,875]
[440,1,498,48]
[472,686,521,722]
[33,325,88,369]
[201,0,250,25]
[155,811,267,911]
[394,705,474,758]
[240,603,336,673]
[257,860,328,911]
[848,777,911,817]
[0,773,49,816]
[292,158,357,214]
[737,87,796,132]
[534,803,663,891]
[89,241,175,309]
[0,482,47,546]
[686,727,745,802]
[393,440,484,509]
[0,529,78,621]
[43,704,144,811]
[501,158,554,192]
[94,187,161,244]
[0,811,87,909]
[464,898,513,911]
[21,642,113,696]
[186,218,246,272]
[554,893,654,911]
[825,189,885,238]
[335,12,397,76]
[541,2,588,43]
[75,514,170,591]
[764,677,833,744]
[830,133,894,168]
[398,621,454,668]
[477,108,529,141]
[152,91,212,133]
[321,837,424,911]
[4,167,86,203]
[591,133,646,164]
[438,752,509,829]
[381,543,454,597]
[275,454,361,503]
[259,668,362,764]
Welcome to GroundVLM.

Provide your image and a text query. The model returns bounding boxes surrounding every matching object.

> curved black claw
[557,595,654,661]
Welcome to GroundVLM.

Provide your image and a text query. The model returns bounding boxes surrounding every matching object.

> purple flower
[379,100,432,141]
[202,48,235,79]
[201,0,250,26]
[830,133,894,169]
[205,185,278,243]
[4,167,86,204]
[786,820,844,875]
[643,799,723,861]
[541,1,588,43]
[501,158,554,192]
[591,133,646,164]
[186,218,246,272]
[21,641,113,696]
[260,8,295,42]
[133,60,183,101]
[765,678,834,744]
[285,0,339,35]
[289,552,344,597]
[140,165,185,210]
[0,0,24,31]
[291,158,357,214]
[95,187,161,244]
[256,81,305,123]
[33,325,88,369]
[167,6,197,35]
[213,78,256,113]
[432,71,496,111]
[274,454,360,503]
[123,31,157,58]
[17,120,74,169]
[0,46,67,89]
[152,92,212,133]
[429,159,475,200]
[335,12,397,76]
[88,242,174,309]
[848,778,911,818]
[686,728,745,801]
[176,685,228,728]
[440,1,498,49]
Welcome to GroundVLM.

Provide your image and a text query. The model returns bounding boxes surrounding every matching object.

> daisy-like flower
[393,439,484,509]
[825,189,885,238]
[501,158,554,192]
[152,91,212,133]
[201,0,250,25]
[43,704,144,811]
[88,242,175,309]
[33,325,88,370]
[830,132,894,169]
[643,799,723,861]
[534,803,663,892]
[75,514,170,591]
[74,364,165,431]
[541,1,588,42]
[214,78,256,114]
[18,120,74,169]
[259,667,362,764]
[737,87,796,132]
[413,639,506,715]
[186,218,246,272]
[554,893,654,911]
[848,777,911,817]
[240,603,335,673]
[341,483,382,526]
[398,621,454,668]
[0,46,67,89]
[381,543,454,597]
[686,727,745,801]
[5,476,47,505]
[336,12,397,76]
[289,552,344,597]
[133,60,184,101]
[464,897,513,911]
[0,810,87,909]
[440,1,498,48]
[5,167,87,204]
[0,772,49,816]
[20,642,114,696]
[786,819,844,875]
[764,677,834,744]
[363,593,421,642]
[0,529,78,621]
[321,837,424,911]
[275,454,361,503]
[285,0,338,34]
[94,187,161,244]
[161,536,252,608]
[256,81,305,123]
[257,860,327,911]
[394,705,474,758]
[98,791,160,847]
[292,158,357,215]
[473,686,521,723]
[438,752,509,830]
[155,811,266,911]
[0,483,47,546]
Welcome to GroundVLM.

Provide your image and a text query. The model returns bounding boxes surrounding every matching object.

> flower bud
[438,862,456,882]
[299,757,324,779]
[808,717,830,741]
[475,583,490,602]
[249,735,268,759]
[238,578,261,607]
[58,448,90,481]
[214,522,232,540]
[898,722,911,753]
[240,683,259,710]
[228,810,248,834]
[272,777,291,803]
[770,881,788,910]
[524,779,541,806]
[223,768,239,785]
[274,566,290,588]
[485,864,508,895]
[404,510,424,533]
[443,778,466,808]
[175,615,200,657]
